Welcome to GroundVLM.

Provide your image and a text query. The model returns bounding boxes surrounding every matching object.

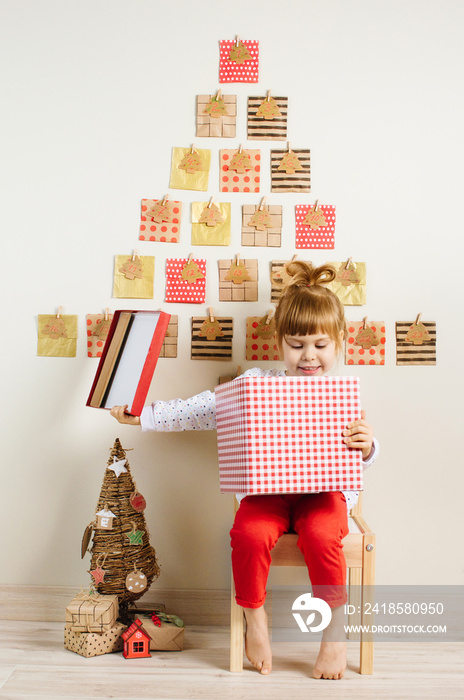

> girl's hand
[343,410,373,460]
[110,405,141,426]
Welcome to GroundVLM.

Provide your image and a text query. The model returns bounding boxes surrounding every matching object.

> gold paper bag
[37,314,78,357]
[327,261,366,305]
[191,202,231,246]
[113,255,155,299]
[169,147,211,191]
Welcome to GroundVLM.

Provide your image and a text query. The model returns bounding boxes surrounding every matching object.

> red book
[87,310,170,416]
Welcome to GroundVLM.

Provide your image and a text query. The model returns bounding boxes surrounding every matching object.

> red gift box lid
[87,310,170,416]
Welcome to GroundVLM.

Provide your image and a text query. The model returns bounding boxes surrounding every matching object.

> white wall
[1,0,463,592]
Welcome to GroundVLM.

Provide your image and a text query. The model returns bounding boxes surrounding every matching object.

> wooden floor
[0,621,463,699]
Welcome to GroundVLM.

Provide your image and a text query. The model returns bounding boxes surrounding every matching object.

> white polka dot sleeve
[140,391,217,433]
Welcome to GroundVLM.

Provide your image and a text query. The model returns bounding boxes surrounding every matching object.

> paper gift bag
[86,313,114,358]
[270,259,311,304]
[196,93,237,138]
[191,316,233,361]
[345,321,386,365]
[215,376,363,494]
[219,39,259,83]
[159,315,178,358]
[113,255,155,299]
[327,260,366,305]
[37,313,78,357]
[165,257,206,304]
[220,149,260,193]
[247,95,288,140]
[191,202,231,246]
[242,203,282,247]
[169,147,211,191]
[295,204,336,249]
[140,616,184,651]
[218,258,258,302]
[246,316,280,362]
[396,319,437,365]
[64,621,125,658]
[271,148,311,193]
[65,592,119,633]
[139,199,182,243]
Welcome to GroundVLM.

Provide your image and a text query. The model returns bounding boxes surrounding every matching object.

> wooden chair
[230,493,375,674]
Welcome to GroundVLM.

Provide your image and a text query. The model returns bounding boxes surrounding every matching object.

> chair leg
[230,571,244,672]
[347,567,362,640]
[359,534,375,674]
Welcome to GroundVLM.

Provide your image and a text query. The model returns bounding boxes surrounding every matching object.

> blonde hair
[274,261,345,352]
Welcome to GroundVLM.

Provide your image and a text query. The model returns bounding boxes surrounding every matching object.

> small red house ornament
[122,618,151,659]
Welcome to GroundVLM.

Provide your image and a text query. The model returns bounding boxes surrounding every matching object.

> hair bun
[285,261,336,288]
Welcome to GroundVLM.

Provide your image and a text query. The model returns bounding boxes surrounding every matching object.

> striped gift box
[271,149,311,193]
[215,376,363,494]
[247,96,288,140]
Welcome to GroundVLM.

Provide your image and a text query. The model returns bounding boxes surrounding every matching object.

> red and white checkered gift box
[215,376,363,494]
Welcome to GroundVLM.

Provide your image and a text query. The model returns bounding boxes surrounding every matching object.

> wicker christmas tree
[88,438,160,619]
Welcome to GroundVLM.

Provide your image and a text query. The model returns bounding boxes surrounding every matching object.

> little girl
[111,261,379,680]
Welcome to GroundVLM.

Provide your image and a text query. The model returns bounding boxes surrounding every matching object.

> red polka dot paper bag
[220,149,261,193]
[345,321,386,366]
[139,199,182,243]
[165,258,206,304]
[246,316,281,362]
[86,313,114,358]
[295,204,336,249]
[219,39,259,83]
[215,376,363,494]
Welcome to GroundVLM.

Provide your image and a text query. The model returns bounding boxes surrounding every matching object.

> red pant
[230,492,349,609]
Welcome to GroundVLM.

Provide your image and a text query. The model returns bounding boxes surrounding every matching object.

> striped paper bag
[191,316,233,361]
[247,95,288,140]
[271,148,311,193]
[396,319,436,365]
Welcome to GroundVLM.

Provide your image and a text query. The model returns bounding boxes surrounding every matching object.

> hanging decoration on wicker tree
[86,439,160,619]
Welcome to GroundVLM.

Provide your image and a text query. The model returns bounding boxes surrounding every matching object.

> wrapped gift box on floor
[215,376,363,494]
[65,592,119,634]
[64,621,125,657]
[140,615,184,651]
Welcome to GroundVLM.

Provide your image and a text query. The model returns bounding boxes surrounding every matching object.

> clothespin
[345,256,353,269]
[266,90,271,102]
[258,196,267,211]
[104,307,110,321]
[161,194,169,206]
[287,141,292,153]
[266,308,275,324]
[238,143,243,153]
[362,316,368,329]
[188,252,193,263]
[235,35,240,46]
[56,306,63,318]
[313,199,319,212]
[190,144,197,154]
[216,89,222,100]
[132,249,139,261]
[207,196,214,208]
[291,254,298,262]
[236,253,240,266]
[208,307,215,323]
[415,312,422,325]
[235,366,242,378]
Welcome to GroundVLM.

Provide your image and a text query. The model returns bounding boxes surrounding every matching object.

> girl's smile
[282,332,341,377]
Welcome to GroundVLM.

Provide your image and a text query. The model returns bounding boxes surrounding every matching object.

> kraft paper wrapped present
[140,615,184,651]
[64,621,125,657]
[65,592,119,634]
[215,376,363,495]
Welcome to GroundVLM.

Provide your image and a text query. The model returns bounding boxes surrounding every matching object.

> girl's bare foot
[243,606,272,675]
[312,641,346,679]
